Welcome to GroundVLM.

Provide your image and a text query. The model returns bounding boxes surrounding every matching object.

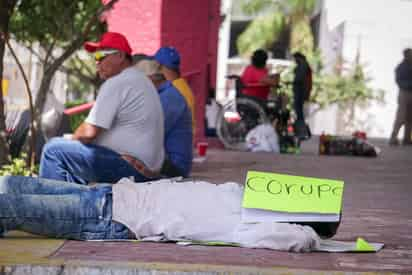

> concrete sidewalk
[1,137,411,274]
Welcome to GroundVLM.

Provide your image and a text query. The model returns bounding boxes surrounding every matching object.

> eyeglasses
[94,49,118,62]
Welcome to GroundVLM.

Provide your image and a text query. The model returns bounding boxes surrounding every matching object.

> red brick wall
[161,0,220,140]
[104,0,163,54]
[104,0,221,141]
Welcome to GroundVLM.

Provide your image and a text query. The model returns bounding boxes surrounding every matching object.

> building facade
[315,0,412,138]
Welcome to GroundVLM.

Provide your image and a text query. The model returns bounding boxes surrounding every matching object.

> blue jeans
[0,175,130,240]
[39,137,150,185]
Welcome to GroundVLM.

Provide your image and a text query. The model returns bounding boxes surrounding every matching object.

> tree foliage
[241,0,278,15]
[0,0,18,166]
[289,18,314,56]
[237,0,316,57]
[237,12,284,56]
[5,0,118,163]
[10,1,106,47]
[0,153,38,176]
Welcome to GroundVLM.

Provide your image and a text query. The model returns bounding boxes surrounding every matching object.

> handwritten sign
[242,171,344,214]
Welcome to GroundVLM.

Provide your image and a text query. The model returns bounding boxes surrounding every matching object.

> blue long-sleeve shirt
[158,81,193,177]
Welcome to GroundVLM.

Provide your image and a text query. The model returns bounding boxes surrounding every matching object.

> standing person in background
[389,48,412,146]
[292,52,312,139]
[153,47,196,137]
[292,52,312,125]
[135,59,193,177]
[39,32,165,184]
[240,49,279,102]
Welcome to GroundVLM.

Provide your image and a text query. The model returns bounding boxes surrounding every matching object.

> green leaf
[241,0,277,15]
[0,154,38,176]
[10,0,105,48]
[237,12,285,56]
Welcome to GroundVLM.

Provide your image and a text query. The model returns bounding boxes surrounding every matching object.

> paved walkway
[1,137,411,274]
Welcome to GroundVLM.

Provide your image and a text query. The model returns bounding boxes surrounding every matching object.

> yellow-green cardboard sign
[242,171,344,214]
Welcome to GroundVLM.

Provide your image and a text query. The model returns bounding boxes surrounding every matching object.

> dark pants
[293,88,305,122]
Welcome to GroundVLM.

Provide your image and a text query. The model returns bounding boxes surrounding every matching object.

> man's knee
[42,137,79,159]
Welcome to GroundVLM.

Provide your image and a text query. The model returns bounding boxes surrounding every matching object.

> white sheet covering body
[112,178,320,252]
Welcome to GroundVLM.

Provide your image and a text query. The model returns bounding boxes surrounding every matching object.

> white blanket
[112,178,320,252]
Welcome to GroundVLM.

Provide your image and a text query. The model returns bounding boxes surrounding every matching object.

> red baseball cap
[84,32,132,55]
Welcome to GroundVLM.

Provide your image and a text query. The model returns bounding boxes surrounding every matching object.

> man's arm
[73,122,103,144]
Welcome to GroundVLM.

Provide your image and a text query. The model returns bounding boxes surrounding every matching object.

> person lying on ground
[135,59,193,178]
[39,32,165,185]
[0,175,320,252]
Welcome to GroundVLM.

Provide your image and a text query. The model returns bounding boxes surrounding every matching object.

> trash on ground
[319,131,380,157]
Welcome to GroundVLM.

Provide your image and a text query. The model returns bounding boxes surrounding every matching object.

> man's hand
[73,122,102,143]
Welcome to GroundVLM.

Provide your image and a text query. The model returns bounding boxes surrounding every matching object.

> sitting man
[152,46,196,136]
[39,32,165,184]
[135,59,192,177]
[0,175,320,252]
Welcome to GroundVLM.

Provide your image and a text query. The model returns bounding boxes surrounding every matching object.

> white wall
[216,0,233,103]
[317,0,412,138]
[3,40,67,112]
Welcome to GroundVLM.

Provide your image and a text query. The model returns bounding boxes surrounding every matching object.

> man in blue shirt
[135,59,193,177]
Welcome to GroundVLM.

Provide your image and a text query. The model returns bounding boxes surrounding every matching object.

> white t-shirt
[86,67,164,171]
[112,178,320,252]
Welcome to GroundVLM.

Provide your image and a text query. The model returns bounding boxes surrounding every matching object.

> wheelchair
[216,75,301,153]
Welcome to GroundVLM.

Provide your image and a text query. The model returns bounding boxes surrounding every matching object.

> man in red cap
[39,32,165,185]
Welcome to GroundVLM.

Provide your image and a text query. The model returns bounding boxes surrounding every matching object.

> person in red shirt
[240,49,279,100]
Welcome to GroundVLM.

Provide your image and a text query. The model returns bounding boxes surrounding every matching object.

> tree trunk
[19,0,119,161]
[0,0,17,166]
[21,39,84,159]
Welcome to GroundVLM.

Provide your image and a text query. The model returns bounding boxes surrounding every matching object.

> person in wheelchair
[218,49,296,151]
[240,49,279,102]
[238,49,290,131]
